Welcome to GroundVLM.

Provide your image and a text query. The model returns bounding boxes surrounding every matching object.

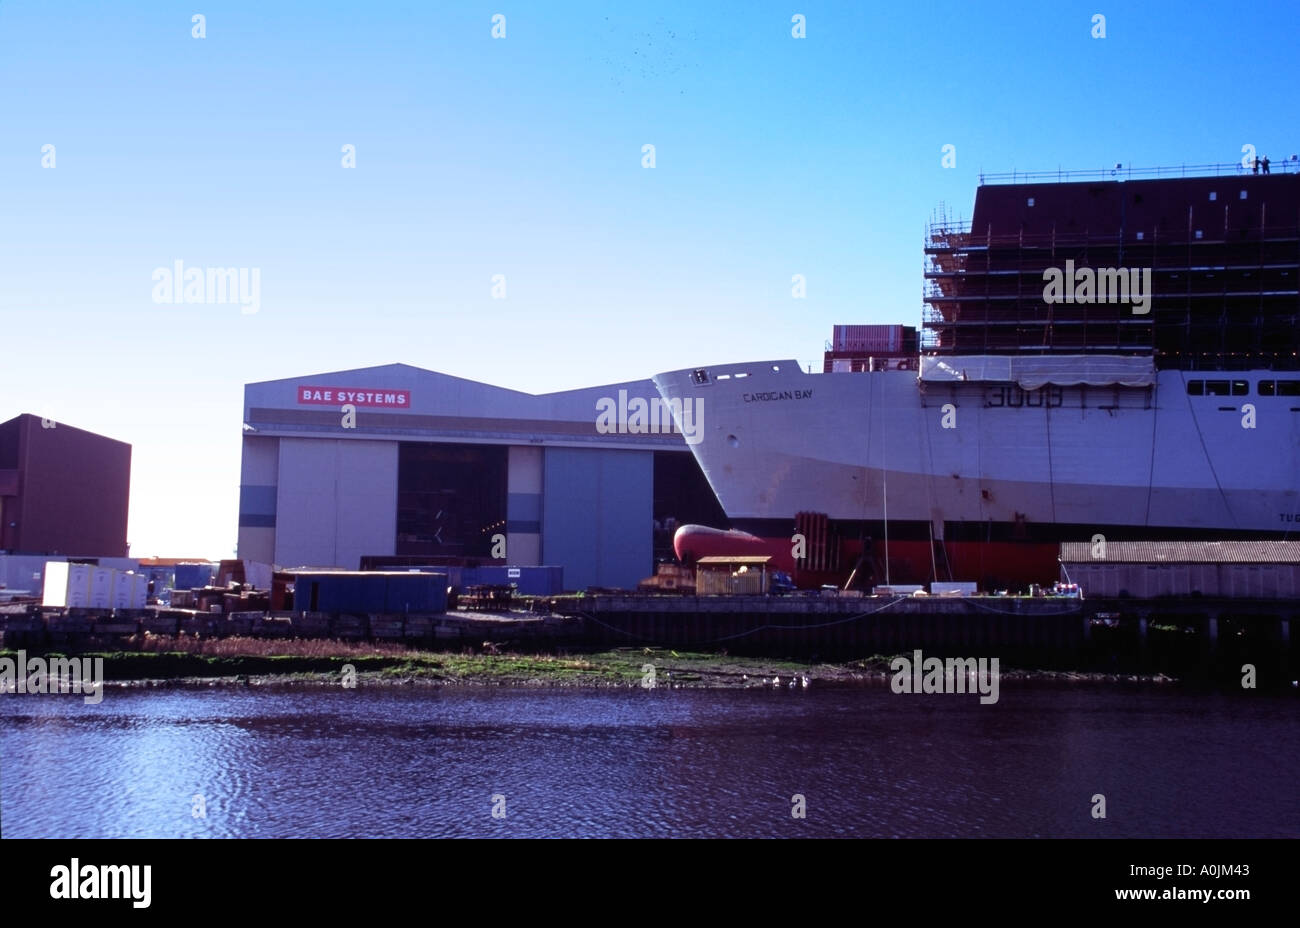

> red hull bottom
[673,526,1060,591]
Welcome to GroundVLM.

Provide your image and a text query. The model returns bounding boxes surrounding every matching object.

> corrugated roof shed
[1059,541,1300,564]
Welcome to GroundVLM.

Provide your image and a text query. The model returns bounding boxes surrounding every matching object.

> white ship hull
[653,359,1300,537]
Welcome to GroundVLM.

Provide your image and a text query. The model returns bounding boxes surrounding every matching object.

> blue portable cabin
[174,562,217,590]
[291,570,448,614]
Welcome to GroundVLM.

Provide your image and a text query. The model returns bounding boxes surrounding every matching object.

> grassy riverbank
[0,637,1174,689]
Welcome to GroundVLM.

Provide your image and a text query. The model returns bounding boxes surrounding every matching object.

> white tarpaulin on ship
[919,355,1156,389]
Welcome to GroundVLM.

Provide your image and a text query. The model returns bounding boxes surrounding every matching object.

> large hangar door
[542,448,652,591]
[275,438,398,569]
[396,443,508,558]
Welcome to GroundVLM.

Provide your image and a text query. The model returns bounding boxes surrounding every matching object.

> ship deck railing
[925,223,1300,252]
[978,159,1300,185]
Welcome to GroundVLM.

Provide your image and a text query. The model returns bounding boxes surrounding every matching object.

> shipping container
[873,584,926,596]
[0,554,64,596]
[216,559,273,591]
[292,571,448,614]
[111,573,148,609]
[442,566,470,589]
[43,562,146,608]
[470,565,564,596]
[174,563,217,590]
[384,573,449,612]
[832,324,905,354]
[43,562,93,607]
[931,581,978,596]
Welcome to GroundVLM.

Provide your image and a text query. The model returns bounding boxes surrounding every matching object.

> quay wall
[0,594,1294,679]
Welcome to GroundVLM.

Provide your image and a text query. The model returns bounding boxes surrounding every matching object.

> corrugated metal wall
[542,447,652,590]
[1065,562,1300,598]
[506,445,543,566]
[237,435,279,563]
[275,439,398,569]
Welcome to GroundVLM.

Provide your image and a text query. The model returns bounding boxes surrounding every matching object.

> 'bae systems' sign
[297,386,410,408]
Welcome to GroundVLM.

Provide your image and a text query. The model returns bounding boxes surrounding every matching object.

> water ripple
[2,687,1297,838]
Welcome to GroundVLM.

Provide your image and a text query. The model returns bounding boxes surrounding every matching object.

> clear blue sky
[1,0,1295,557]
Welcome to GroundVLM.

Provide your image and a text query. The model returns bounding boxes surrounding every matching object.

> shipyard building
[238,365,724,590]
[0,414,131,557]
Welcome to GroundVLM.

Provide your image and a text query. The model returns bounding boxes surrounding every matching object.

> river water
[1,684,1296,838]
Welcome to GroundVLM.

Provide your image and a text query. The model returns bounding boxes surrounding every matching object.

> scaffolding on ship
[923,163,1300,371]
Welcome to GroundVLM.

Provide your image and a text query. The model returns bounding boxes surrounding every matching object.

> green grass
[4,640,1172,688]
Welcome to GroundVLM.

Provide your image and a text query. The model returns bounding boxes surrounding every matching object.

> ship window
[1259,380,1276,396]
[1187,380,1204,395]
[1027,197,1035,207]
[1195,230,1204,239]
[1135,231,1144,240]
[1205,380,1231,396]
[1209,191,1217,201]
[1240,190,1248,200]
[1279,381,1300,396]
[1232,380,1248,396]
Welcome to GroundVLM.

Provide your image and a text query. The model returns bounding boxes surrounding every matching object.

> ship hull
[654,360,1300,586]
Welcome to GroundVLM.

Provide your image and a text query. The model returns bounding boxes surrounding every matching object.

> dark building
[0,414,131,557]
